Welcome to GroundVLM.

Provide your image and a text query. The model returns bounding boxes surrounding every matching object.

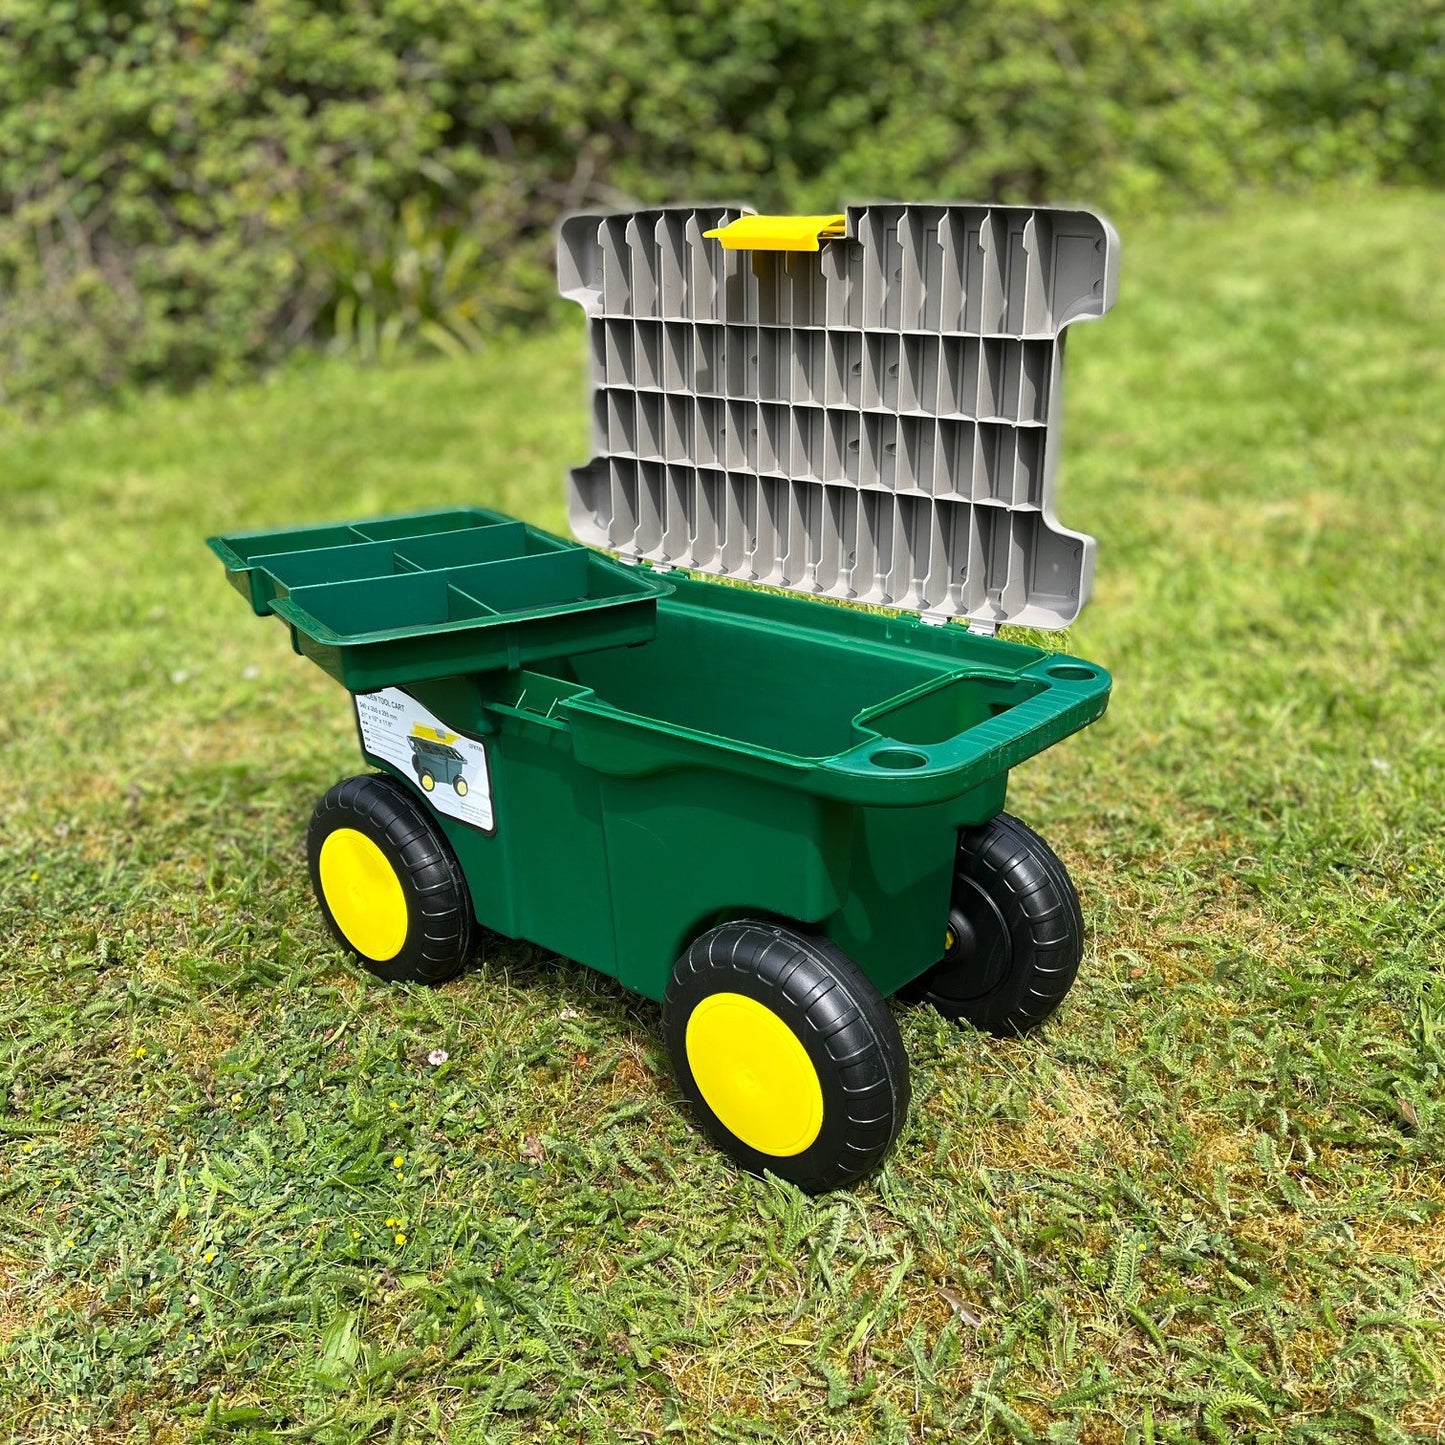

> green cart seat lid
[558,202,1118,631]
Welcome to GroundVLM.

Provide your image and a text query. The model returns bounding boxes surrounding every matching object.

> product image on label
[355,688,494,832]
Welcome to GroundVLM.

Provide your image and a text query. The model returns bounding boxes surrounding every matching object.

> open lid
[558,202,1117,630]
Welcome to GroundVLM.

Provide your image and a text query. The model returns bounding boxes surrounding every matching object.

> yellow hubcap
[318,828,409,962]
[685,992,824,1156]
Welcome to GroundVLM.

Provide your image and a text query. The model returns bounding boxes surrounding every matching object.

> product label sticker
[354,687,494,832]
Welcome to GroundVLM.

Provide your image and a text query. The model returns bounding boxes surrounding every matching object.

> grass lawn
[1,187,1442,1444]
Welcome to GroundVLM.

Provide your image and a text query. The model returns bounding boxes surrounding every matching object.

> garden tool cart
[210,202,1118,1190]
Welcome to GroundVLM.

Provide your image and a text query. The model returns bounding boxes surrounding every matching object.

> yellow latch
[703,214,847,252]
[411,724,459,744]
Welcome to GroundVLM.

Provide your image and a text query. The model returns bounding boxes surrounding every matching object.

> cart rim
[684,992,824,1156]
[318,827,409,962]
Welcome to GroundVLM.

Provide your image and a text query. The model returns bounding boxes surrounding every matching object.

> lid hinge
[966,619,998,638]
[919,611,950,628]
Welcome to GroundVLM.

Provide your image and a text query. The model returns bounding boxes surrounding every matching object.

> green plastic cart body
[356,570,1108,1000]
[210,201,1119,1184]
[208,513,1108,1000]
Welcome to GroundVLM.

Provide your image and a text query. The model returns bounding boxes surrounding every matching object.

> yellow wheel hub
[318,827,409,962]
[684,992,824,1157]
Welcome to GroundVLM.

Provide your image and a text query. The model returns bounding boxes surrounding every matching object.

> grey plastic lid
[558,202,1118,629]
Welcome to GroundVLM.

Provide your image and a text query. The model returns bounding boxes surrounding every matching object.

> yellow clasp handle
[703,214,847,252]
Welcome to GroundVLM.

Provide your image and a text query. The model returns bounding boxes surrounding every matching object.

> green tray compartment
[211,507,517,613]
[207,508,669,685]
[389,523,566,573]
[350,509,513,542]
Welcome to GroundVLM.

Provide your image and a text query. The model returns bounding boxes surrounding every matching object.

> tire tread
[915,812,1085,1036]
[307,773,474,985]
[663,921,910,1193]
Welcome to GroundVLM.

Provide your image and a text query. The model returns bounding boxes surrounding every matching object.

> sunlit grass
[1,186,1442,1443]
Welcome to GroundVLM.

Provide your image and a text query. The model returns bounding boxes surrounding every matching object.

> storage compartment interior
[858,675,1045,746]
[561,593,1038,759]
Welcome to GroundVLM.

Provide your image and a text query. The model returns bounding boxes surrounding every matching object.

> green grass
[2,186,1443,1444]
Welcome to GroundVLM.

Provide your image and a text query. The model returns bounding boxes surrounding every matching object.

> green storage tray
[207,507,671,690]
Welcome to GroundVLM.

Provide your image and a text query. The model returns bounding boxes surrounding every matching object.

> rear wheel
[663,921,910,1192]
[419,771,435,793]
[453,775,468,796]
[908,812,1084,1036]
[307,774,474,983]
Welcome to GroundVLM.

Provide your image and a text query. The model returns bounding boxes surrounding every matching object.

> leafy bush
[1,0,1441,409]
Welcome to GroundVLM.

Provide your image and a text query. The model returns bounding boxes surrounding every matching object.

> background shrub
[1,0,1441,410]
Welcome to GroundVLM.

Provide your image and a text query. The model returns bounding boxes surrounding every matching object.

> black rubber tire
[909,812,1084,1036]
[663,920,910,1193]
[307,773,474,984]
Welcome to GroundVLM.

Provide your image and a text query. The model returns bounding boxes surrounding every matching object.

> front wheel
[663,921,910,1192]
[307,774,474,984]
[908,812,1084,1036]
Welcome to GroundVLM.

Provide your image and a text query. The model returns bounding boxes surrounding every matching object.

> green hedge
[1,0,1441,409]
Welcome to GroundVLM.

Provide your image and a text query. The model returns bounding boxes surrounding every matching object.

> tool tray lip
[207,506,512,580]
[262,570,670,649]
[207,506,671,656]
